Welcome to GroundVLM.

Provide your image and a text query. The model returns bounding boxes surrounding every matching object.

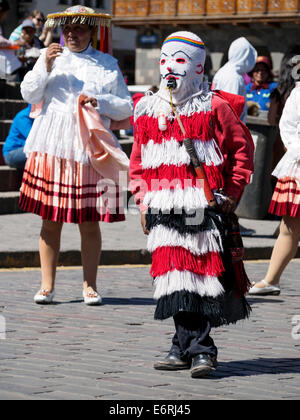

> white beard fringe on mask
[158,31,209,106]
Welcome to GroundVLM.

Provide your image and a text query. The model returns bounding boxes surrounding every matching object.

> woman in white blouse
[249,84,300,295]
[19,6,133,305]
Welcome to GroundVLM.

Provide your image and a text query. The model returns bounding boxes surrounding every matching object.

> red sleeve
[211,94,254,202]
[129,119,148,212]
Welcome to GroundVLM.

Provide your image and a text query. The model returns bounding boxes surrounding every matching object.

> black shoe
[190,354,218,378]
[154,352,190,371]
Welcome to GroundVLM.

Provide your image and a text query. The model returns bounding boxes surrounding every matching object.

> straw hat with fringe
[45,5,111,53]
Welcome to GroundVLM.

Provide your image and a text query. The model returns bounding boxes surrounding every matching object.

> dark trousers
[170,312,217,361]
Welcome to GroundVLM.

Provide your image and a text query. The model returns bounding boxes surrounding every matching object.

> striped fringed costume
[130,90,254,327]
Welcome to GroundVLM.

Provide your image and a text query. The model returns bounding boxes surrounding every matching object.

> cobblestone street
[0,261,300,401]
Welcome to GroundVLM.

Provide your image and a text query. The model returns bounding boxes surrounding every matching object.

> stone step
[0,191,22,215]
[0,166,22,192]
[0,142,5,165]
[0,120,13,140]
[0,99,27,120]
[0,80,22,100]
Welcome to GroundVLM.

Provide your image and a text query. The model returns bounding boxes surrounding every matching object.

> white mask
[159,31,206,104]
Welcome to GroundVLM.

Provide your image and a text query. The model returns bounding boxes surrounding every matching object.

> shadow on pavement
[247,297,285,304]
[208,358,300,379]
[51,297,155,306]
[102,297,155,306]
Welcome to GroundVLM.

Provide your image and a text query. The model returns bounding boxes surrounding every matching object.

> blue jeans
[4,147,27,169]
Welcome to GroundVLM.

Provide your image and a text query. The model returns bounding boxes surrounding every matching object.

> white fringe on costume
[134,85,212,121]
[147,225,223,255]
[141,138,223,169]
[143,185,208,212]
[153,270,225,300]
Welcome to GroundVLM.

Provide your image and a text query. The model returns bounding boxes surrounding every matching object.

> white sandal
[34,289,55,304]
[82,289,102,306]
[248,279,280,296]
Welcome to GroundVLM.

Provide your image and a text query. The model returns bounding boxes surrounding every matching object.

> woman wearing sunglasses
[9,9,53,47]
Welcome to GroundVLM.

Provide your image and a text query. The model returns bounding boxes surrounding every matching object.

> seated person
[246,56,277,114]
[13,20,43,79]
[3,104,33,169]
[9,10,53,47]
[0,0,22,79]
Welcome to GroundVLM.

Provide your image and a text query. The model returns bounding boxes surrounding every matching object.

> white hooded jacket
[212,37,257,122]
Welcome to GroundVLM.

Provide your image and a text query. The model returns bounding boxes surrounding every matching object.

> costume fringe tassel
[150,247,224,278]
[154,290,251,325]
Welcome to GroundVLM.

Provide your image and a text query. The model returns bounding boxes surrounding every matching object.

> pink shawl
[77,94,129,184]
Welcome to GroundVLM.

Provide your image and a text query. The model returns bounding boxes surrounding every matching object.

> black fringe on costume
[154,290,251,327]
[146,207,221,235]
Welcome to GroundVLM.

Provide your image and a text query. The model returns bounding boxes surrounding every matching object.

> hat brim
[45,12,111,28]
[248,62,274,79]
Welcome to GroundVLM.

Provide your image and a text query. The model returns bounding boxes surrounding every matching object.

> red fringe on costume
[136,112,213,145]
[199,164,224,191]
[269,177,300,218]
[150,246,224,278]
[142,163,223,192]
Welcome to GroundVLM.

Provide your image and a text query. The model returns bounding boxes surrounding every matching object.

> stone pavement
[1,211,299,268]
[0,261,300,401]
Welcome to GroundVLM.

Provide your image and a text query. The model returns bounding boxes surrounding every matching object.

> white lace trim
[153,269,225,299]
[147,225,223,255]
[272,151,300,180]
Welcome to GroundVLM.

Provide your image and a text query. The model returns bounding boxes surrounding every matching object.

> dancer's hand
[46,43,63,72]
[79,96,98,108]
[220,195,237,214]
[141,213,149,235]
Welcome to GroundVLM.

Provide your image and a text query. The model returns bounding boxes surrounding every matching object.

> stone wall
[135,48,160,85]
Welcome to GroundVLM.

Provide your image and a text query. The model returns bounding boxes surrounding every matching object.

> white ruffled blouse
[21,45,133,164]
[273,86,300,180]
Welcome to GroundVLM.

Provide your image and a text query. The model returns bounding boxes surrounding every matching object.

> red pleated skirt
[269,177,300,218]
[19,152,125,224]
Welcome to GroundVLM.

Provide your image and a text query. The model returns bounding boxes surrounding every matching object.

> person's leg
[254,215,300,288]
[153,326,190,371]
[154,311,218,375]
[4,147,27,169]
[78,222,102,294]
[38,220,63,292]
[173,312,218,378]
[169,331,183,358]
[173,311,217,360]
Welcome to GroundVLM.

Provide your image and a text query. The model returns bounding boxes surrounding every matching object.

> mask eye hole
[176,58,186,64]
[160,58,166,65]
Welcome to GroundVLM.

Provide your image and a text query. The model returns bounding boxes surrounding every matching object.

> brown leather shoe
[154,352,190,371]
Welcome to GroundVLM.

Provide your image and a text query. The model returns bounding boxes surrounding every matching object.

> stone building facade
[113,0,300,84]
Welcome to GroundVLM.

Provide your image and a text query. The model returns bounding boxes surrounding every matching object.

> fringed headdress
[45,5,112,53]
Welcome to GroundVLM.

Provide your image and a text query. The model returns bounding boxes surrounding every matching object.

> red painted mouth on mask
[166,75,179,80]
